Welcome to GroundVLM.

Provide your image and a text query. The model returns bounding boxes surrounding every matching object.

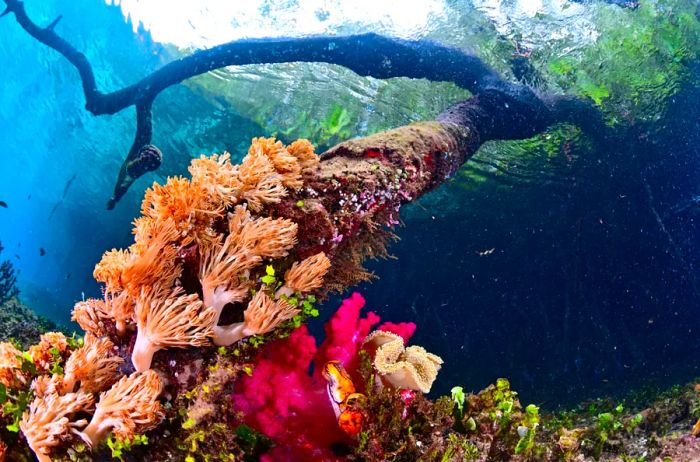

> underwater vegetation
[3,0,700,461]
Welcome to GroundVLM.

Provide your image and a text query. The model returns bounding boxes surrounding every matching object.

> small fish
[14,254,20,260]
[322,361,366,438]
[39,248,46,256]
[0,201,6,208]
[66,273,71,280]
[477,248,495,256]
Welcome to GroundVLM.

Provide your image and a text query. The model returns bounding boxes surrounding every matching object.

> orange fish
[322,361,366,438]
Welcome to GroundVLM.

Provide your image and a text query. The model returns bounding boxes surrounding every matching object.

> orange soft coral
[61,334,124,394]
[0,342,24,389]
[28,332,68,373]
[20,389,94,462]
[237,215,298,259]
[132,286,216,372]
[188,152,242,208]
[141,176,218,238]
[71,299,110,337]
[198,205,298,344]
[276,252,331,297]
[237,146,287,212]
[286,139,319,172]
[213,291,299,346]
[250,137,303,190]
[78,370,163,448]
[93,249,129,294]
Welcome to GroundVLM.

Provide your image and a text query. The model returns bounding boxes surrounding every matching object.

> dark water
[2,0,700,409]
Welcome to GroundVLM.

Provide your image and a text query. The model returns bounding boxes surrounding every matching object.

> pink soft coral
[232,292,416,461]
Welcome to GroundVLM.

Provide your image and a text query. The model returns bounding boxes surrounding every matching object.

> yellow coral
[20,389,94,462]
[132,286,216,372]
[363,330,443,393]
[79,370,163,448]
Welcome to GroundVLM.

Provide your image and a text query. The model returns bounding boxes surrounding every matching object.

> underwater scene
[1,0,700,460]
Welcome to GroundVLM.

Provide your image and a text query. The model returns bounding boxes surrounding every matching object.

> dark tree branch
[2,0,603,208]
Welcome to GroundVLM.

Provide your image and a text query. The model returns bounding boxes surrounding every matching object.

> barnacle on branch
[132,286,215,372]
[78,370,163,449]
[277,252,331,297]
[20,389,94,462]
[61,334,124,394]
[364,330,443,393]
[71,299,111,337]
[213,290,299,346]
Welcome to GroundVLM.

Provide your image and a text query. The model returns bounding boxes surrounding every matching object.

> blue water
[1,0,700,408]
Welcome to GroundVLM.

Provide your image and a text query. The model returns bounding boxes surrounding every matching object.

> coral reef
[3,134,700,462]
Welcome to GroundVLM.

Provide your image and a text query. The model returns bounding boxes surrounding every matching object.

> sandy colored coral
[61,333,123,394]
[79,370,163,448]
[279,252,331,296]
[0,341,24,388]
[71,298,110,337]
[364,330,443,393]
[20,388,94,462]
[213,290,299,346]
[132,286,215,372]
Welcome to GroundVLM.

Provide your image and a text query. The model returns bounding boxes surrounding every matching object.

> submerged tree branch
[2,0,604,207]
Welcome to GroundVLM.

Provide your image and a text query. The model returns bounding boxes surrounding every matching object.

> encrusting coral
[364,330,443,393]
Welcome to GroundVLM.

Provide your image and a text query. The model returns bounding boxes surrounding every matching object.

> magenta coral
[232,292,416,461]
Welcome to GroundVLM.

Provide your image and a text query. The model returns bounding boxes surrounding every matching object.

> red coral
[232,292,416,461]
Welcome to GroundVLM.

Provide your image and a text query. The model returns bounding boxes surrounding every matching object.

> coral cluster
[231,292,421,461]
[0,137,343,461]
